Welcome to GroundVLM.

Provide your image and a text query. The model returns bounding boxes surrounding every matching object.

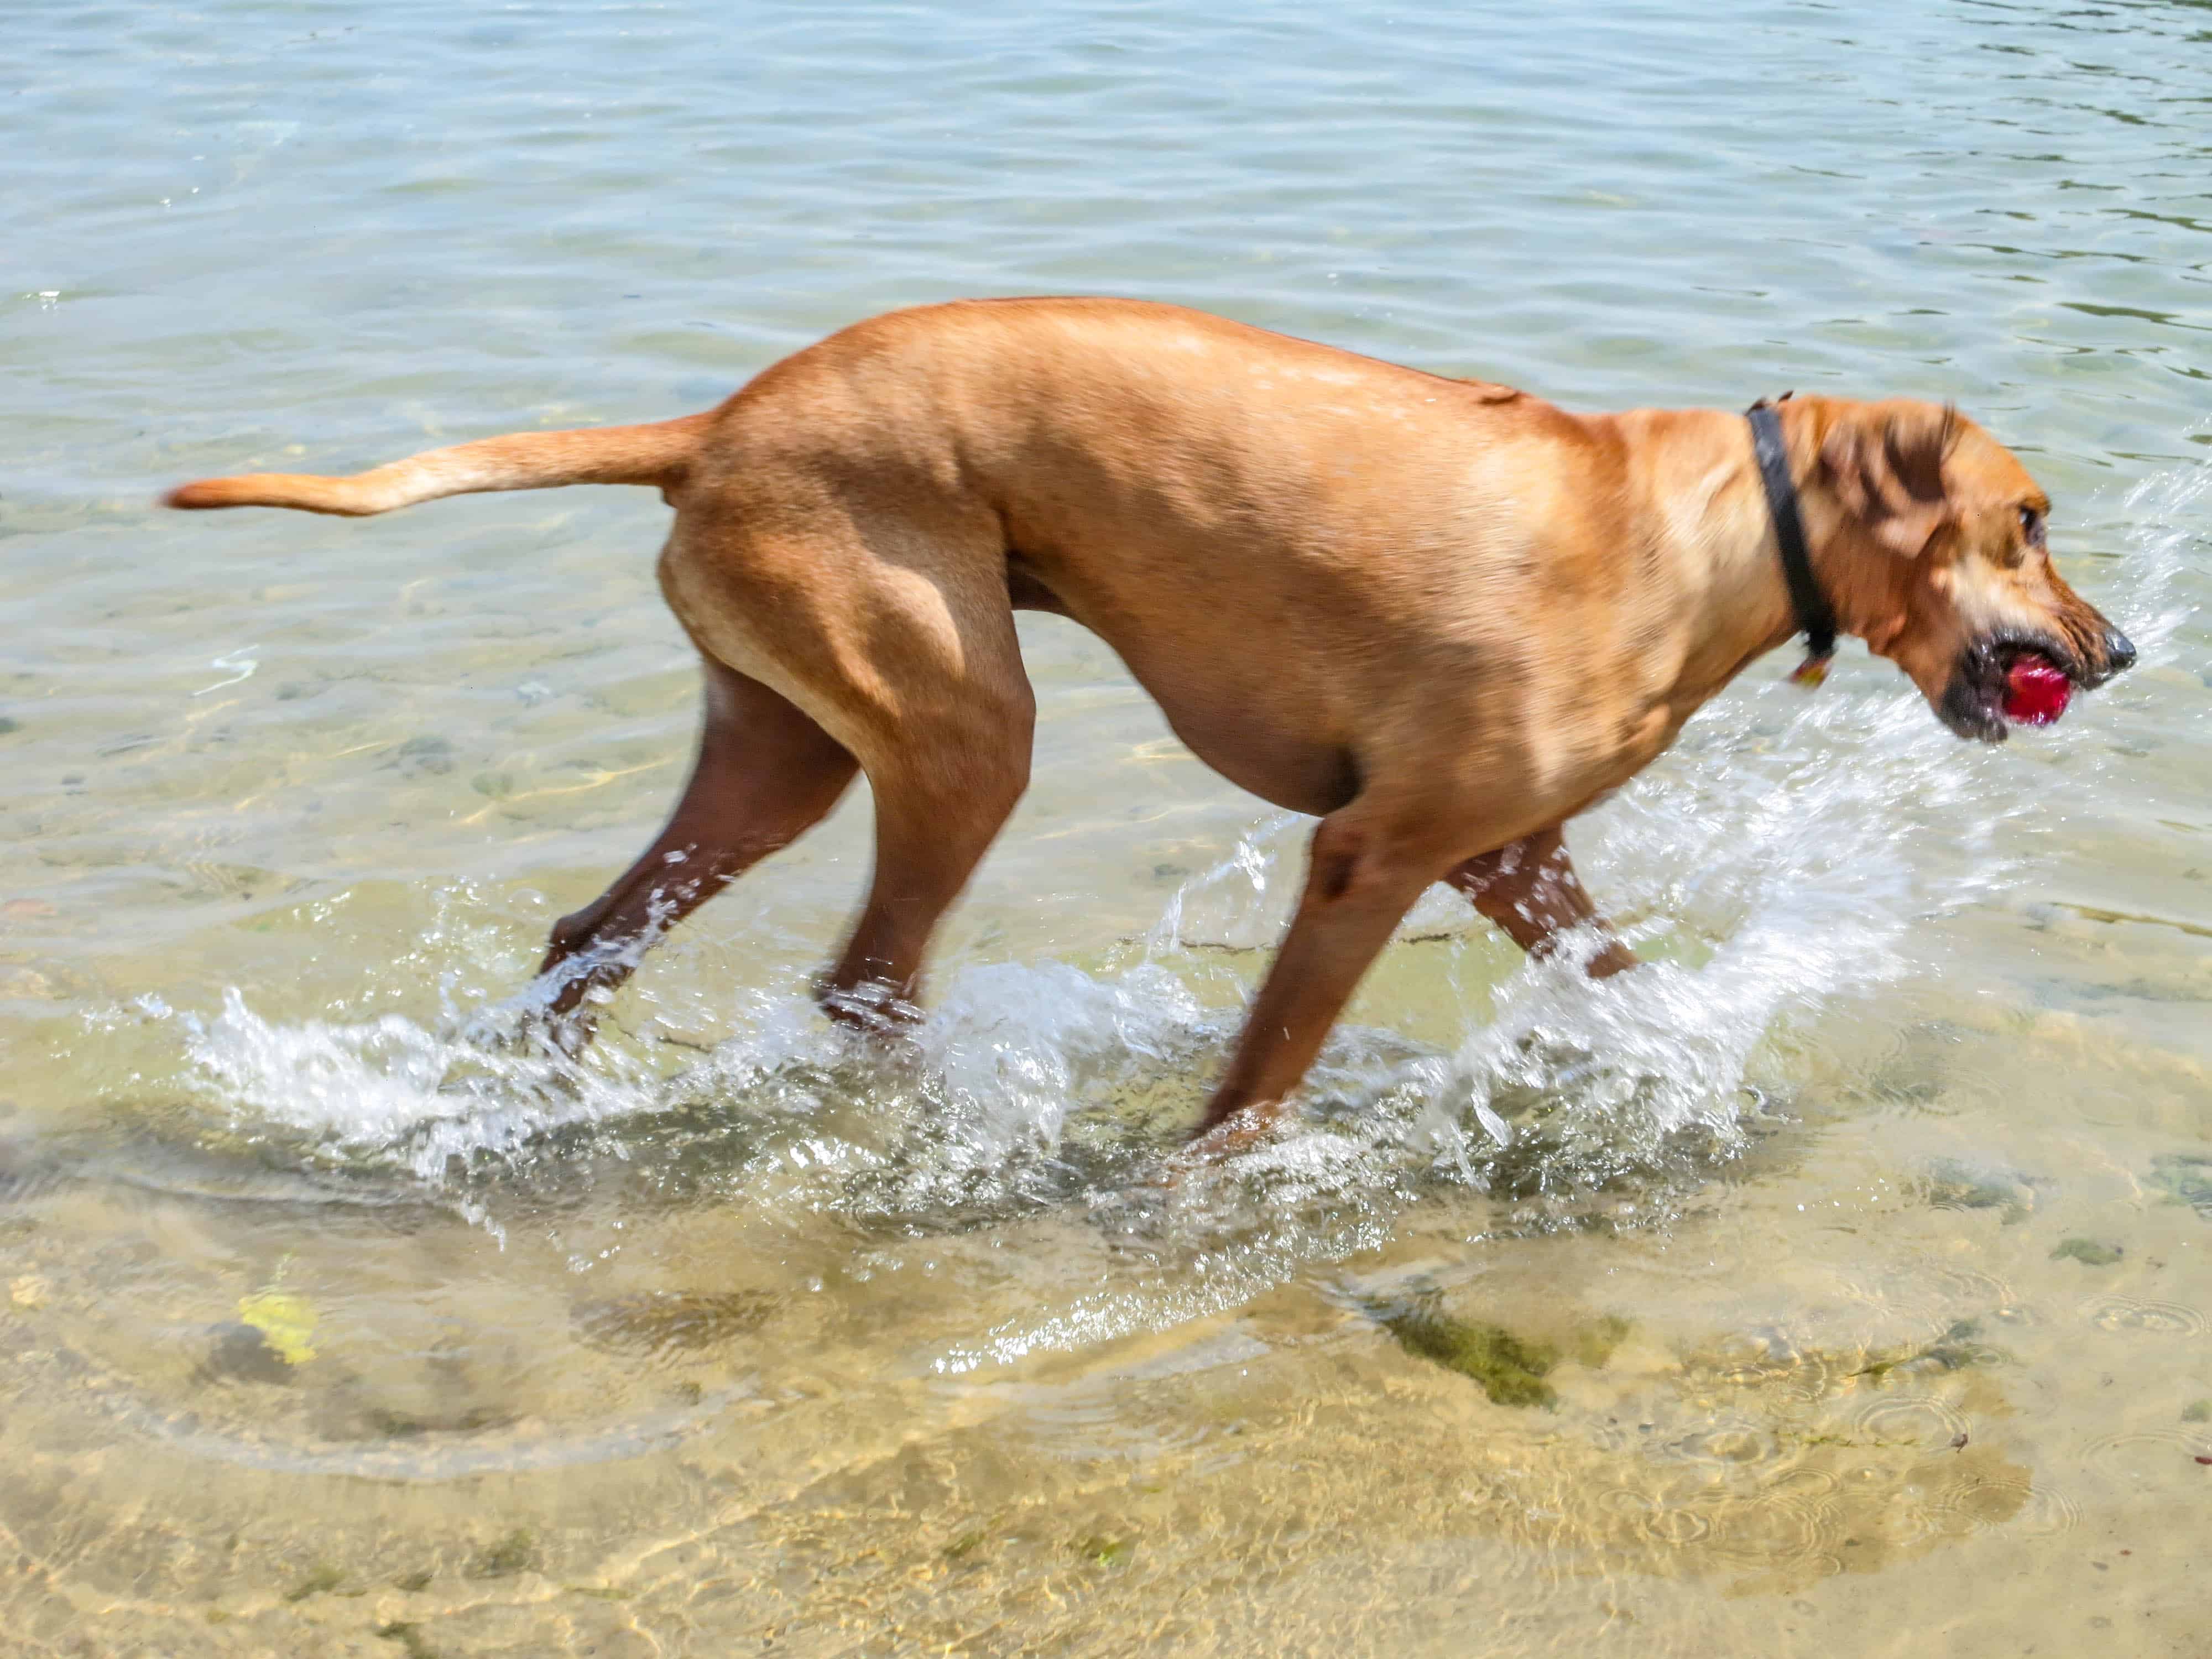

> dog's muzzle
[1941,620,2135,742]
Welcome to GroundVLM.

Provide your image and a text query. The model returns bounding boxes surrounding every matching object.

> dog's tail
[163,411,714,517]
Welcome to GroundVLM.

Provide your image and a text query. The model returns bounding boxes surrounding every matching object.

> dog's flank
[165,412,712,516]
[163,296,2135,1144]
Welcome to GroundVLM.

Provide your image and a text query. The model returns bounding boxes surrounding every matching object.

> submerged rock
[208,1263,320,1381]
[205,1320,298,1385]
[237,1286,318,1365]
[1571,1313,1634,1369]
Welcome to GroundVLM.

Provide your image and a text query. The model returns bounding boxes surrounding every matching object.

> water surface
[6,2,2211,1653]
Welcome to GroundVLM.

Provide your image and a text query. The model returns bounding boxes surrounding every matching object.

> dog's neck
[1601,408,1809,704]
[1754,398,1918,664]
[1614,400,1897,709]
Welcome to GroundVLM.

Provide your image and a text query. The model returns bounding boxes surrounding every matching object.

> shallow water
[6,1,2211,1653]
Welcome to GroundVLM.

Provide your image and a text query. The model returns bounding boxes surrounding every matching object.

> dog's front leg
[1191,809,1453,1147]
[1447,826,1637,977]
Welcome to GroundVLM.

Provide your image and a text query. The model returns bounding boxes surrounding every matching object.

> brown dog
[166,298,2135,1141]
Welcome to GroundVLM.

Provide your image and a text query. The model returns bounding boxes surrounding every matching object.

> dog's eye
[2017,505,2045,546]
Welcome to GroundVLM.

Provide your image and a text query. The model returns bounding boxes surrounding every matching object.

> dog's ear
[1819,401,1956,556]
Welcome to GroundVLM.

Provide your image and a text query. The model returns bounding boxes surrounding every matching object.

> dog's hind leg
[534,656,858,1036]
[1447,826,1637,977]
[815,667,1036,1025]
[650,484,1037,1032]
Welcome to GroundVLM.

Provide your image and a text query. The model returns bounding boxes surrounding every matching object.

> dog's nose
[2103,627,2138,677]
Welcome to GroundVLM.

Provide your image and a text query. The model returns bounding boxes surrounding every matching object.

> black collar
[1746,401,1837,682]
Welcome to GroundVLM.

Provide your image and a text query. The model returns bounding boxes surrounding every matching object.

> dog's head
[1795,396,2135,742]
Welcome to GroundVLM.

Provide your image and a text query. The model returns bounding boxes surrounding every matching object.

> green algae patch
[2052,1237,2124,1267]
[1918,1318,2007,1371]
[1921,1159,2034,1225]
[375,1622,440,1659]
[1854,1318,2008,1381]
[2146,1152,2212,1217]
[2182,1400,2212,1424]
[468,1527,540,1579]
[1076,1534,1131,1567]
[283,1561,344,1602]
[1380,1305,1561,1407]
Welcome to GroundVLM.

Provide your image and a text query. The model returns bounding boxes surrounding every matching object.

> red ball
[2002,654,2072,726]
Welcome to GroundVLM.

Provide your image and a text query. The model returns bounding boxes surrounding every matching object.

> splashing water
[2111,423,2208,665]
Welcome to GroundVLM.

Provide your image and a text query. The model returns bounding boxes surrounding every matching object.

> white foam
[2112,424,2208,662]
